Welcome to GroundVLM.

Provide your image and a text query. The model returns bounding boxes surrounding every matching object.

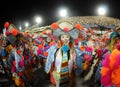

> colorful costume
[45,22,84,87]
[0,22,34,87]
[101,29,120,87]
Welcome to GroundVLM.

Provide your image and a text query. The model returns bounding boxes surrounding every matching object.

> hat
[51,22,84,40]
[3,22,19,46]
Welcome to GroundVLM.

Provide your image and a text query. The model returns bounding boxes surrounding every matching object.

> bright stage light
[59,8,68,17]
[97,5,108,16]
[19,26,22,30]
[25,22,29,28]
[35,16,42,24]
[98,7,106,15]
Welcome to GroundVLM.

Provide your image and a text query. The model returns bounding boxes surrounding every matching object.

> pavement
[32,66,100,87]
[0,61,101,87]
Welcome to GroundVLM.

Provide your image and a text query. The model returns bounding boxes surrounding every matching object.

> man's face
[60,34,70,44]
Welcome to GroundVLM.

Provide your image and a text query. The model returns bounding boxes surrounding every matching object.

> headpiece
[51,21,85,40]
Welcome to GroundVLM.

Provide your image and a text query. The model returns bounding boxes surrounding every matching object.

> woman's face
[47,37,51,42]
[117,39,120,44]
[29,38,32,43]
[60,34,70,44]
[2,38,7,47]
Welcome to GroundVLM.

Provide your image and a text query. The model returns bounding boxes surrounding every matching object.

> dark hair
[59,34,74,44]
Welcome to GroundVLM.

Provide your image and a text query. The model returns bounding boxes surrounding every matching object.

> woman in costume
[45,22,85,87]
[73,28,93,78]
[1,22,34,87]
[22,33,34,86]
[45,22,94,87]
[0,34,7,75]
[36,28,56,67]
[101,27,120,87]
[0,22,27,87]
[45,34,76,87]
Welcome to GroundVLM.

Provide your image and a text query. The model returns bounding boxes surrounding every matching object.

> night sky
[0,0,120,32]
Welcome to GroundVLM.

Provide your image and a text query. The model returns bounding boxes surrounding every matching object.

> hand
[73,64,77,69]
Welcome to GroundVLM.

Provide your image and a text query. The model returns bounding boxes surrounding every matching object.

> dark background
[0,0,120,32]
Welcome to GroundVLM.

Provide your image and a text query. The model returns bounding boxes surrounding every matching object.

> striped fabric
[60,52,69,87]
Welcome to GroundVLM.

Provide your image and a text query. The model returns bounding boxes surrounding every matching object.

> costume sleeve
[45,45,58,73]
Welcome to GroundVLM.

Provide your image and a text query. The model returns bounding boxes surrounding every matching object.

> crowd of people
[0,21,120,87]
[57,16,120,28]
